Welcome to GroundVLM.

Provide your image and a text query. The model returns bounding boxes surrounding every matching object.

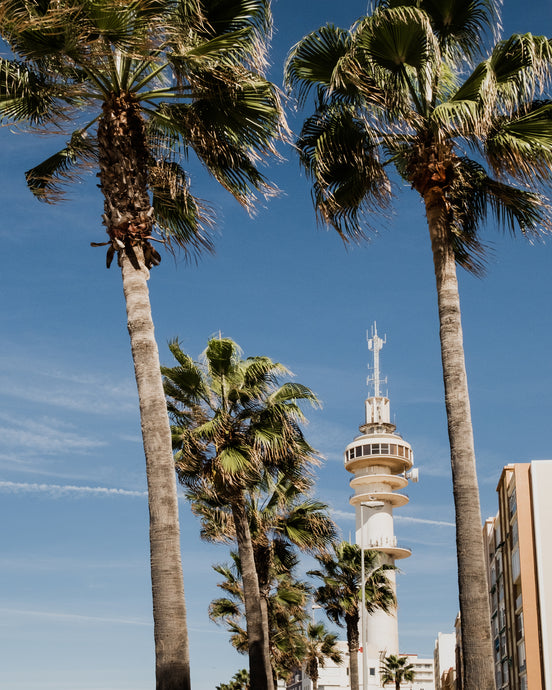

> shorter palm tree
[209,551,311,680]
[304,621,343,690]
[380,654,415,690]
[308,541,396,690]
[163,336,320,690]
[217,668,250,690]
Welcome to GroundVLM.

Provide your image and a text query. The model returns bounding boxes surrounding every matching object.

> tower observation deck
[344,323,418,664]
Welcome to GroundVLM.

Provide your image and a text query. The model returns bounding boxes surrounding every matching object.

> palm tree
[0,2,284,689]
[187,470,338,657]
[163,336,320,690]
[380,654,415,690]
[285,3,552,687]
[194,471,337,680]
[209,551,312,681]
[304,621,343,690]
[308,541,396,690]
[217,668,250,690]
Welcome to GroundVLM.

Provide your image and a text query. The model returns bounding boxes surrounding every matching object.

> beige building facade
[484,461,552,689]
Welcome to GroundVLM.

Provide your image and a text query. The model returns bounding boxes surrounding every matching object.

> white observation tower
[344,323,418,674]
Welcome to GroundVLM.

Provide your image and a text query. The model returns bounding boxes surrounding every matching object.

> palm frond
[24,129,98,201]
[298,103,392,241]
[149,158,216,258]
[285,24,353,107]
[152,76,284,210]
[374,0,500,64]
[0,58,79,125]
[485,101,552,184]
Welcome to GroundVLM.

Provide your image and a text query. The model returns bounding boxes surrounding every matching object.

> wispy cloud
[331,508,454,527]
[0,413,105,456]
[0,481,147,498]
[0,354,137,416]
[0,607,150,626]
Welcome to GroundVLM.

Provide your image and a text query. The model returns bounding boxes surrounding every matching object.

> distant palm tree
[163,336,319,690]
[308,541,396,690]
[380,654,415,690]
[217,668,250,690]
[0,3,284,688]
[285,3,552,686]
[304,621,343,690]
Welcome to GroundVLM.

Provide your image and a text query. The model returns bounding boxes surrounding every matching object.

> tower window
[372,444,380,454]
[355,446,362,458]
[390,444,397,455]
[363,444,370,455]
[380,443,389,454]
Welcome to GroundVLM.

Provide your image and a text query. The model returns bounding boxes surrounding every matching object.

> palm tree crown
[1,0,285,264]
[285,1,552,256]
[163,336,321,690]
[380,654,415,690]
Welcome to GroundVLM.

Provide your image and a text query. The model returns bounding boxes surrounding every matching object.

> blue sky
[1,1,552,688]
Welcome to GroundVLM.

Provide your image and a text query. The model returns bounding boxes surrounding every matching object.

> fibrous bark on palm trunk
[345,612,360,690]
[231,494,274,690]
[424,184,495,690]
[98,94,190,690]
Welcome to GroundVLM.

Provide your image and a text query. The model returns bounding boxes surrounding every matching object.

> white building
[433,633,456,689]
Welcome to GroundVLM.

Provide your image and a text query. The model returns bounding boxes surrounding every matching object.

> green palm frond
[491,34,552,108]
[285,24,354,107]
[149,159,216,257]
[0,58,79,125]
[485,101,552,184]
[171,0,272,73]
[375,0,500,64]
[24,129,98,201]
[298,103,392,241]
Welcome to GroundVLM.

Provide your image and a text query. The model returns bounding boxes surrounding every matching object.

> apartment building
[483,461,552,689]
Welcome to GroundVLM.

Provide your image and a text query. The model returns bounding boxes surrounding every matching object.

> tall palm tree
[163,336,320,690]
[380,654,415,690]
[304,621,343,690]
[308,541,396,690]
[285,3,552,687]
[0,2,283,688]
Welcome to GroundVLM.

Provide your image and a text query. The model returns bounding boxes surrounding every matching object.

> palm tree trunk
[231,495,274,690]
[424,188,495,690]
[121,250,190,690]
[98,94,190,690]
[345,613,360,690]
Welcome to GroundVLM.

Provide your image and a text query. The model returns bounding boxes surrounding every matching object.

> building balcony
[350,490,409,508]
[359,535,412,560]
[350,472,408,491]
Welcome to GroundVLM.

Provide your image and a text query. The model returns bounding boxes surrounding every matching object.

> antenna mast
[367,322,387,397]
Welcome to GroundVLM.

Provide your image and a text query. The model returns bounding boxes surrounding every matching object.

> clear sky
[1,2,552,689]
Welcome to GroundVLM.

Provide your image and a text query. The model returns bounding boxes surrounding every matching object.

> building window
[511,548,521,582]
[369,668,375,676]
[509,489,517,517]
